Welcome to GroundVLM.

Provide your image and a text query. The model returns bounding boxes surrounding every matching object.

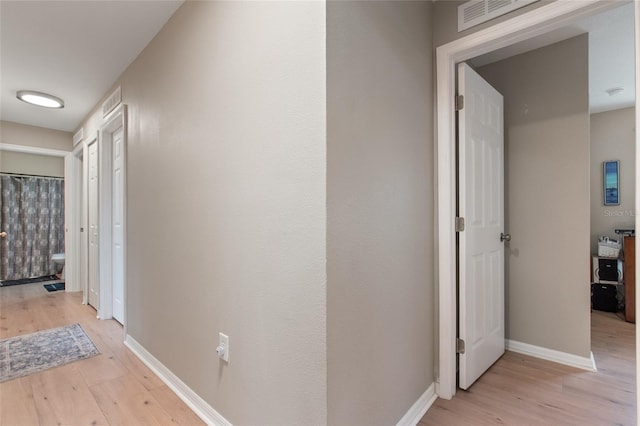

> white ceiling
[0,1,183,133]
[470,2,635,114]
[0,1,635,134]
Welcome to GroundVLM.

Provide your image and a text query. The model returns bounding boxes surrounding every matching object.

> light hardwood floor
[0,283,205,426]
[420,311,636,426]
[1,284,635,425]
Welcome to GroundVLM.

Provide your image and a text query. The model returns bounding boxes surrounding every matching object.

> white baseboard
[125,335,232,426]
[506,339,597,372]
[396,382,437,426]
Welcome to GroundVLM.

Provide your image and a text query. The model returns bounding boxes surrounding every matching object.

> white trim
[436,0,623,400]
[0,143,69,157]
[633,1,640,407]
[81,137,92,306]
[396,383,437,426]
[506,340,597,372]
[124,335,232,426]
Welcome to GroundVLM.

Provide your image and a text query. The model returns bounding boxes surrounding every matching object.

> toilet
[51,253,65,279]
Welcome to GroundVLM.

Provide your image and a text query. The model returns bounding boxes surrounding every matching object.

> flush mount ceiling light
[605,87,624,96]
[16,90,64,109]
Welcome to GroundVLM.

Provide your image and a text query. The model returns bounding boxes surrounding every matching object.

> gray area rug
[0,323,100,383]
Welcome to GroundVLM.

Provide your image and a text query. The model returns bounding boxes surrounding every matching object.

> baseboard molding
[506,339,597,372]
[124,335,232,426]
[396,382,437,426]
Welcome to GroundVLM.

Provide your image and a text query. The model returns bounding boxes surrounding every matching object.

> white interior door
[111,126,124,323]
[98,105,127,324]
[458,62,505,390]
[88,140,100,310]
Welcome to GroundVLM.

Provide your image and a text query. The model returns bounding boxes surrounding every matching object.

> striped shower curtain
[0,175,65,280]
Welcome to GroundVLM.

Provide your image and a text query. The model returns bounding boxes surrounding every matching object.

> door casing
[435,0,630,399]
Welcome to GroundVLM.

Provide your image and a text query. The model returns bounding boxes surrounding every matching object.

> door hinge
[455,217,465,232]
[455,94,464,111]
[457,338,466,354]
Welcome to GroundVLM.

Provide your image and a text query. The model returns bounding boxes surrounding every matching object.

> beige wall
[590,107,636,253]
[327,1,434,424]
[78,2,327,424]
[477,35,591,357]
[433,0,555,47]
[0,120,72,151]
[0,151,64,177]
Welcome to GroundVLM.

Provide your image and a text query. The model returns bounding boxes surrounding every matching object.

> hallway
[0,283,204,425]
[0,282,635,425]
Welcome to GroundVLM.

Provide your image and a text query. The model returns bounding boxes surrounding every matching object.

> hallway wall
[0,151,64,177]
[590,107,636,253]
[77,2,327,424]
[0,120,72,151]
[327,1,435,424]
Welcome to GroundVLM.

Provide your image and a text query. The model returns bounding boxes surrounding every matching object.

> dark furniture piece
[624,236,635,323]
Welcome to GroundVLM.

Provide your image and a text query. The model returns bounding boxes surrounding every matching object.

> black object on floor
[43,282,65,292]
[591,283,618,312]
[0,275,59,287]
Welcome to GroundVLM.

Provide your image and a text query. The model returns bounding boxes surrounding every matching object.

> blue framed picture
[603,160,620,206]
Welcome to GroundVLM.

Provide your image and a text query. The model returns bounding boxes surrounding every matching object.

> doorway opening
[64,140,86,294]
[436,0,638,399]
[67,105,127,326]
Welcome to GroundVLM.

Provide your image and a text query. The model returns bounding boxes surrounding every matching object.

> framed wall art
[603,160,620,206]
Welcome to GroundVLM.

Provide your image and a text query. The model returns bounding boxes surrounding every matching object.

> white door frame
[81,139,90,304]
[435,0,630,400]
[98,104,127,323]
[635,6,640,412]
[0,143,70,157]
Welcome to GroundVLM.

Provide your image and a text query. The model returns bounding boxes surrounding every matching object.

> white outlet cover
[219,332,229,362]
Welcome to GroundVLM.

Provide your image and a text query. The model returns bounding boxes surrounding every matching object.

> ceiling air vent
[102,86,122,118]
[458,0,539,32]
[73,128,84,146]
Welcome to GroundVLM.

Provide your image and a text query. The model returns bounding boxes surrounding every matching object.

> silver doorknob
[500,233,511,242]
[0,231,6,238]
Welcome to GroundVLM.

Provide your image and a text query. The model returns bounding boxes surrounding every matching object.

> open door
[457,62,506,389]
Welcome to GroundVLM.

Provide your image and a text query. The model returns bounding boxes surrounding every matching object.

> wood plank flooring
[1,284,635,425]
[420,311,636,426]
[0,283,205,426]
